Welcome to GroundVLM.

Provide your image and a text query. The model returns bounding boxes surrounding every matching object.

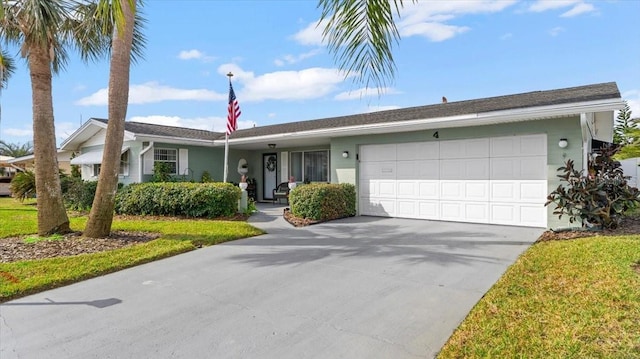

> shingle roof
[230,82,620,139]
[93,118,221,141]
[97,82,619,142]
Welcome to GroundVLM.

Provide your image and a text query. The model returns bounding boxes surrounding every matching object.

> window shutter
[143,149,154,175]
[178,149,189,175]
[280,151,288,182]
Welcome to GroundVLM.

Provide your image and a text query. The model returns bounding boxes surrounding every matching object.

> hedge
[289,183,356,221]
[115,182,241,218]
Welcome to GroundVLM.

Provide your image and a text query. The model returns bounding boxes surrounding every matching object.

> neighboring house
[620,157,640,188]
[0,155,15,196]
[59,82,623,229]
[7,150,73,174]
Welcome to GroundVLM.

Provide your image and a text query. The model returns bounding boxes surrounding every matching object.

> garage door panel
[397,200,417,218]
[491,157,546,180]
[418,201,439,219]
[441,181,464,200]
[440,201,463,221]
[490,181,518,202]
[490,203,518,225]
[520,181,547,202]
[360,162,396,180]
[519,157,546,179]
[378,181,396,197]
[359,180,376,197]
[397,160,440,179]
[491,137,517,157]
[417,160,439,179]
[465,181,489,201]
[519,204,546,227]
[397,142,439,160]
[418,181,439,199]
[360,144,396,162]
[397,181,417,198]
[360,198,395,217]
[465,203,489,223]
[441,159,489,180]
[441,139,489,159]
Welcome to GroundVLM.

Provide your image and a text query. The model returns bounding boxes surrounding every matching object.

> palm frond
[319,0,408,89]
[0,48,16,89]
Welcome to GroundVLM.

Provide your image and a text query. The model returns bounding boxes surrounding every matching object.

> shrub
[152,162,174,182]
[289,183,356,221]
[115,182,241,218]
[10,171,36,201]
[62,178,98,211]
[201,171,213,183]
[546,145,640,229]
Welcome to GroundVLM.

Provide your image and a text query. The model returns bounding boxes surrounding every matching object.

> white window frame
[289,149,330,183]
[154,148,178,175]
[92,164,101,177]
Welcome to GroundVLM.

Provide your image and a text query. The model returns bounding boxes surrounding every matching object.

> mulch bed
[536,215,640,242]
[0,231,160,263]
[283,208,322,227]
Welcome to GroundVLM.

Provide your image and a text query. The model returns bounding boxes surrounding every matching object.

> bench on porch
[273,182,290,204]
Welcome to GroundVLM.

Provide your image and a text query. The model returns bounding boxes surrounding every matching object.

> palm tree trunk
[28,46,70,235]
[84,0,135,238]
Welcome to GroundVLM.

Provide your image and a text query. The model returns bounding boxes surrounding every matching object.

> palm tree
[0,140,33,157]
[84,0,144,238]
[318,0,412,89]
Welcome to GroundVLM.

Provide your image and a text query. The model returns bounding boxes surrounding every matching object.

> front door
[263,153,277,200]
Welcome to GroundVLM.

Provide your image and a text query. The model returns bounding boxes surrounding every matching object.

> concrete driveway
[0,205,543,358]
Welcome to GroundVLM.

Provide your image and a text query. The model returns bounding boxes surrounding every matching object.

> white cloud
[400,22,469,42]
[528,0,581,12]
[528,0,596,17]
[560,3,594,17]
[56,122,77,142]
[396,1,516,41]
[217,64,348,102]
[292,20,327,46]
[76,82,226,106]
[500,33,513,40]
[274,49,322,67]
[178,49,216,62]
[366,105,401,113]
[334,87,401,101]
[268,113,276,118]
[128,115,257,133]
[549,26,565,36]
[3,128,32,137]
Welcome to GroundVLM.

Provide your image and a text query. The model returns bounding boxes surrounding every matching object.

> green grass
[0,198,264,302]
[437,236,640,359]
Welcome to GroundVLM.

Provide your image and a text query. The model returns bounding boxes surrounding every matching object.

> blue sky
[1,0,639,146]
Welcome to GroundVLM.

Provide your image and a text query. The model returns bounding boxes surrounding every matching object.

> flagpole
[223,132,229,183]
[223,73,233,183]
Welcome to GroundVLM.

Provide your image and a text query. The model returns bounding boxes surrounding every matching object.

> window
[91,150,130,177]
[290,150,329,182]
[154,148,178,174]
[119,150,129,176]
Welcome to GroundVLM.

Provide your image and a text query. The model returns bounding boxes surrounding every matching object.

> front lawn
[0,198,264,302]
[438,235,640,358]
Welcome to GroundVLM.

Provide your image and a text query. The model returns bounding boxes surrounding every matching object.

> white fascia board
[59,119,108,150]
[133,135,216,147]
[216,98,624,146]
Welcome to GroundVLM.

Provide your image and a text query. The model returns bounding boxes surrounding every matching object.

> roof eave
[217,98,624,145]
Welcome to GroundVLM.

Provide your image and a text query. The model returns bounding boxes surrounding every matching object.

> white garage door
[359,134,547,227]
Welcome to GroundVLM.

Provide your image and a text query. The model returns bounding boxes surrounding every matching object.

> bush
[546,145,640,229]
[289,183,356,221]
[115,182,241,218]
[10,171,36,201]
[62,178,98,211]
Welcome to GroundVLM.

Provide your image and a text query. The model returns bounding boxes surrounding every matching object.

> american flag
[226,82,241,135]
